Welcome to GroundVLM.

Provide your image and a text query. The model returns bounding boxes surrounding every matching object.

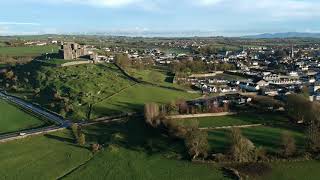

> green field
[0,130,92,179]
[0,45,59,56]
[92,84,199,117]
[181,113,306,153]
[63,117,229,180]
[259,161,320,180]
[127,67,179,88]
[208,126,305,153]
[214,73,246,81]
[0,99,46,134]
[64,146,228,180]
[177,114,261,128]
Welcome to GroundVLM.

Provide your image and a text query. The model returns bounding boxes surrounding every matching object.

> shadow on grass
[44,134,75,144]
[82,112,189,159]
[91,102,144,118]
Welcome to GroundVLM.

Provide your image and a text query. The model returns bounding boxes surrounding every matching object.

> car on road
[19,133,27,136]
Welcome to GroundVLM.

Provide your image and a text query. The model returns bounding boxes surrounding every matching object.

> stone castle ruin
[59,42,90,60]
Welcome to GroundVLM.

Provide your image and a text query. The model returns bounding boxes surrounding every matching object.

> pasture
[63,116,229,180]
[92,84,199,117]
[260,161,320,180]
[0,45,59,56]
[0,130,92,179]
[0,99,46,134]
[176,113,306,153]
[64,146,228,180]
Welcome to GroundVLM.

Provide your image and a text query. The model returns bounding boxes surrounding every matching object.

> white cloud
[191,0,320,19]
[196,0,224,6]
[19,0,320,19]
[27,0,143,8]
[236,0,320,19]
[0,22,40,26]
[0,26,9,35]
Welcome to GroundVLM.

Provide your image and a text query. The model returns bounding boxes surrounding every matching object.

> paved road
[0,91,132,142]
[0,91,71,141]
[0,125,62,141]
[0,91,66,126]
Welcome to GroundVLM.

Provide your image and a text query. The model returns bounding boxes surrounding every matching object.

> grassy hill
[4,62,135,120]
[0,99,46,134]
[1,62,199,120]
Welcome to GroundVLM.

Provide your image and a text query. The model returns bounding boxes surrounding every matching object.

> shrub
[91,143,101,153]
[71,124,79,140]
[306,120,320,153]
[280,131,296,157]
[185,129,209,160]
[78,133,86,146]
[144,103,160,127]
[229,128,256,163]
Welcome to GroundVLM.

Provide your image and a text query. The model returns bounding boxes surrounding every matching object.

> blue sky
[0,0,320,36]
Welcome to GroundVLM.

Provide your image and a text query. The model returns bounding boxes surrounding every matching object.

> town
[1,0,320,179]
[1,35,320,179]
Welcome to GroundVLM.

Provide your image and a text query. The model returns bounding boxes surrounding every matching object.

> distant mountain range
[242,32,320,39]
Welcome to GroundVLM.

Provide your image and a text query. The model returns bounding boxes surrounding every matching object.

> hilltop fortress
[59,42,94,60]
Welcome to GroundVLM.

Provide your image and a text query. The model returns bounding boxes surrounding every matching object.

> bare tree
[229,128,256,162]
[185,129,209,160]
[144,103,160,127]
[281,131,296,157]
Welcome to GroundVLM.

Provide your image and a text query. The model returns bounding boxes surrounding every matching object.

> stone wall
[60,60,93,67]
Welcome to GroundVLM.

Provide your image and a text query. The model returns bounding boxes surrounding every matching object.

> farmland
[260,161,320,180]
[0,45,59,56]
[0,130,92,179]
[64,146,228,180]
[63,116,229,180]
[127,67,178,88]
[177,113,305,153]
[0,99,46,134]
[92,84,199,117]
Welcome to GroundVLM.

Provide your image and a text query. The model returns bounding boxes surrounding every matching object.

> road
[0,91,71,141]
[0,125,63,141]
[0,91,129,142]
[0,91,67,126]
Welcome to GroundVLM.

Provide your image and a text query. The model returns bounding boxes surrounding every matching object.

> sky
[0,0,320,36]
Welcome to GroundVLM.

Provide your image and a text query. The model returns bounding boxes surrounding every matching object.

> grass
[0,99,46,134]
[176,114,261,128]
[207,126,305,153]
[64,146,228,180]
[0,130,92,179]
[7,62,135,120]
[126,67,191,91]
[175,113,306,153]
[214,73,246,81]
[0,45,59,56]
[92,84,199,117]
[2,62,199,120]
[259,161,320,180]
[62,116,230,180]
